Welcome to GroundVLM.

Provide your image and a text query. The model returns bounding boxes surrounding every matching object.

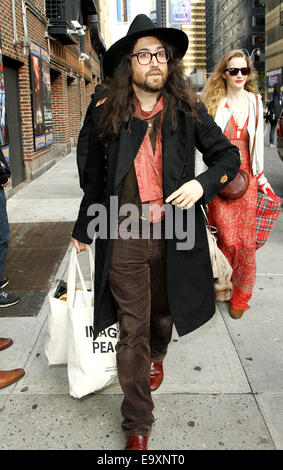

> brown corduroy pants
[108,218,173,436]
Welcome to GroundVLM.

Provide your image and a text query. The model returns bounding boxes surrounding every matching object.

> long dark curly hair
[99,40,200,138]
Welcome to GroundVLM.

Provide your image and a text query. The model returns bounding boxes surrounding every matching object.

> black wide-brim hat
[103,14,188,78]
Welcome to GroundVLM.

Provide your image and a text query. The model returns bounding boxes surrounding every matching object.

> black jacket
[73,91,241,339]
[266,84,283,124]
[266,100,282,124]
[0,148,11,185]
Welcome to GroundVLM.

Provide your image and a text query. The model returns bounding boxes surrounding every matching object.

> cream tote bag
[67,247,118,399]
[45,282,68,365]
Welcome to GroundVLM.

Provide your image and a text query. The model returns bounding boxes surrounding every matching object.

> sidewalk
[0,148,282,450]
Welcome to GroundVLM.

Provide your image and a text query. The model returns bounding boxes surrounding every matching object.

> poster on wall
[0,28,9,162]
[30,42,53,150]
[170,0,191,25]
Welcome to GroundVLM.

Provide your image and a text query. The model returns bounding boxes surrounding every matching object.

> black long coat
[72,91,240,339]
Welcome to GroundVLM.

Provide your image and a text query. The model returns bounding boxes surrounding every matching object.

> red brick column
[67,77,81,141]
[51,71,70,143]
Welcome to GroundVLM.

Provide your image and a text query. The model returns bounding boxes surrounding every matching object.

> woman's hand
[261,182,274,195]
[165,180,204,210]
[71,237,88,253]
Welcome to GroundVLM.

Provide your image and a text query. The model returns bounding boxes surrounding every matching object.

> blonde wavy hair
[202,49,259,117]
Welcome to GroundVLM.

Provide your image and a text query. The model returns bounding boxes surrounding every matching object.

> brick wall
[67,76,82,140]
[51,71,71,141]
[0,0,103,191]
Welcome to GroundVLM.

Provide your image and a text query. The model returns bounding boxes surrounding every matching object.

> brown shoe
[0,337,13,351]
[150,361,164,391]
[230,307,245,319]
[0,369,25,389]
[125,435,148,450]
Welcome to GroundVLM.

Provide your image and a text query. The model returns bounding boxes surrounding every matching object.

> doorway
[3,61,25,187]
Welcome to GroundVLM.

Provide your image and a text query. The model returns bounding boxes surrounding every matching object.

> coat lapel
[162,107,191,197]
[113,118,147,192]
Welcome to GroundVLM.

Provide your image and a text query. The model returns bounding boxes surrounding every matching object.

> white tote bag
[67,247,118,399]
[44,249,94,366]
[45,282,68,365]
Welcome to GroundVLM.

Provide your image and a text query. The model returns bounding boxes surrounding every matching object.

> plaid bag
[256,190,282,249]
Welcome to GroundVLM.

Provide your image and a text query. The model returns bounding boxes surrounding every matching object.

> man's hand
[71,237,88,253]
[165,179,204,209]
[1,177,10,188]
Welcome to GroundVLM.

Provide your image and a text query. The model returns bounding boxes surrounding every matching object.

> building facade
[98,0,112,49]
[156,0,167,26]
[155,1,206,86]
[181,0,206,80]
[0,0,105,196]
[265,0,283,100]
[206,0,265,93]
[110,0,152,43]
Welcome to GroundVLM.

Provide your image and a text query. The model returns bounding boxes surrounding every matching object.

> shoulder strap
[249,94,259,171]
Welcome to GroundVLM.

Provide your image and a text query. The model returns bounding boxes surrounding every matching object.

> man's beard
[132,69,167,93]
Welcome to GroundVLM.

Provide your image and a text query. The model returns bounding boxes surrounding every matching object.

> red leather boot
[150,361,164,391]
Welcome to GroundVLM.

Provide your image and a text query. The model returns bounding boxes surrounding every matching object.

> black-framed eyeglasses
[131,49,169,65]
[224,67,250,76]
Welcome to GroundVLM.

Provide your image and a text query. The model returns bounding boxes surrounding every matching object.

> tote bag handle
[67,246,94,309]
[200,204,209,224]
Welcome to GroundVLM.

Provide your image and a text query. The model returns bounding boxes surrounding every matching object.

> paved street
[0,142,282,451]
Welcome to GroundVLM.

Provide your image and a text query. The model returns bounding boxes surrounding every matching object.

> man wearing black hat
[72,15,240,450]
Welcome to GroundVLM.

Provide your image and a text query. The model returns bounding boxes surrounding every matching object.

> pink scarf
[133,96,164,222]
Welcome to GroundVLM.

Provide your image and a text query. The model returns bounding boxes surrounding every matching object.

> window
[252,34,265,45]
[252,15,265,26]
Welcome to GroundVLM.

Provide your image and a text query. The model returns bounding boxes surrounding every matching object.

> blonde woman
[200,50,273,319]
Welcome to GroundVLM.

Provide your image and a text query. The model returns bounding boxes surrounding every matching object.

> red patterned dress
[208,107,257,310]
